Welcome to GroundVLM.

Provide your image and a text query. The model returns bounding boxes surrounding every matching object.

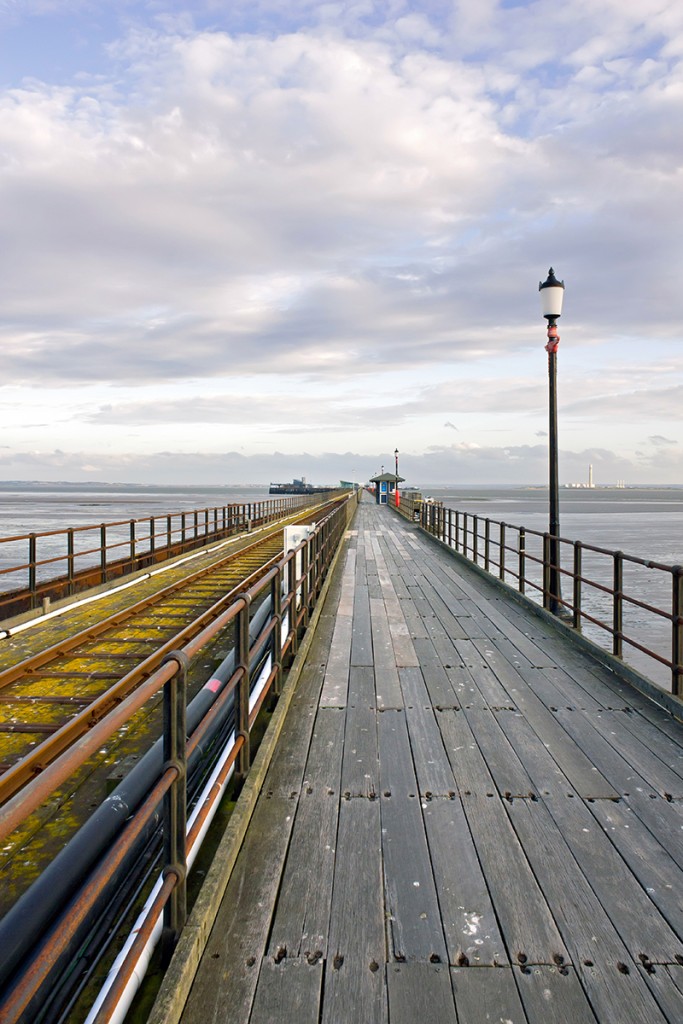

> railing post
[613,551,623,658]
[67,529,75,595]
[573,541,583,631]
[672,567,683,696]
[484,519,490,572]
[100,524,107,583]
[129,521,136,570]
[287,551,298,656]
[473,515,479,565]
[543,533,551,610]
[28,533,37,605]
[272,567,283,696]
[499,523,506,581]
[167,515,172,551]
[301,541,310,625]
[161,650,188,964]
[235,596,251,779]
[518,527,526,594]
[455,511,460,552]
[150,517,156,556]
[463,513,468,558]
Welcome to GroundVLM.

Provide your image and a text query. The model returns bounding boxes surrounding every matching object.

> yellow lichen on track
[0,498,340,915]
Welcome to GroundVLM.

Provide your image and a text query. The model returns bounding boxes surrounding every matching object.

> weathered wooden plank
[404,701,457,797]
[437,707,500,797]
[486,639,583,707]
[179,795,296,1024]
[450,966,527,1022]
[496,706,618,800]
[350,582,373,667]
[623,790,683,870]
[474,676,623,800]
[504,798,670,1022]
[458,794,569,965]
[576,960,668,1024]
[589,796,683,939]
[348,664,377,705]
[462,708,536,798]
[340,700,379,798]
[323,796,387,1024]
[452,639,513,707]
[319,549,355,708]
[386,963,457,1022]
[412,578,470,640]
[415,558,471,611]
[639,963,683,1022]
[538,792,683,963]
[535,663,619,712]
[423,797,508,966]
[378,707,420,798]
[267,710,344,959]
[590,708,683,791]
[250,958,322,1024]
[380,790,448,963]
[413,637,461,707]
[264,660,328,799]
[555,709,658,797]
[369,597,403,709]
[395,586,430,640]
[514,965,598,1023]
[638,702,683,745]
[378,711,448,962]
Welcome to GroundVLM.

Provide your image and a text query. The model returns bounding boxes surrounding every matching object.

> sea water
[1,483,682,688]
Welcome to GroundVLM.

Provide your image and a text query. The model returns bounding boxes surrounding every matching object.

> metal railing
[0,495,328,619]
[395,493,683,696]
[0,490,358,1024]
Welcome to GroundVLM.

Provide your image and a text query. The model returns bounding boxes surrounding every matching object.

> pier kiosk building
[369,470,404,505]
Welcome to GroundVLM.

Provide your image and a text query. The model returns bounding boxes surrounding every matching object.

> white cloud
[0,2,681,483]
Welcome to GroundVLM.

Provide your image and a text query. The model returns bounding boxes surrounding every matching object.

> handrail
[0,490,358,1024]
[394,492,683,695]
[0,494,334,619]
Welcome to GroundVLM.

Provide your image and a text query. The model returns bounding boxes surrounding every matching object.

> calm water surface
[1,483,682,689]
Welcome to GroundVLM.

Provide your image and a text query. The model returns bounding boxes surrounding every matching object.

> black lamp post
[394,448,400,507]
[539,267,565,615]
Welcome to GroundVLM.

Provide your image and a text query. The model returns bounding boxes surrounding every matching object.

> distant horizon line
[0,479,681,492]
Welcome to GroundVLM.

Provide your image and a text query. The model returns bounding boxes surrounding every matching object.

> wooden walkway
[158,496,683,1023]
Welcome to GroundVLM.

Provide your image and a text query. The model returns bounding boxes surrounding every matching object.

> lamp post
[539,267,565,615]
[394,448,400,507]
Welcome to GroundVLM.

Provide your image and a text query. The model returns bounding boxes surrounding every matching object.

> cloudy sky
[0,0,681,487]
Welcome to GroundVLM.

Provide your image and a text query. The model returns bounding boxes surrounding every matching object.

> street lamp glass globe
[539,267,565,320]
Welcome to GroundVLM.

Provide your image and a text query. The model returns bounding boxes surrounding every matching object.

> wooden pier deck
[152,495,683,1024]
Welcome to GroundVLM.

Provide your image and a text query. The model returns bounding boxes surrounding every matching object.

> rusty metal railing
[394,493,683,696]
[0,490,358,1024]
[0,495,329,620]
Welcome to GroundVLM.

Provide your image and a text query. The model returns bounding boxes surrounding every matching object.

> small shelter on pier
[369,470,404,505]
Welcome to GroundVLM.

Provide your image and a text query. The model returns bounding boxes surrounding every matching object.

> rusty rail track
[0,504,325,806]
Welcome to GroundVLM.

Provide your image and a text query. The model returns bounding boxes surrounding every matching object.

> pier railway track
[0,501,330,810]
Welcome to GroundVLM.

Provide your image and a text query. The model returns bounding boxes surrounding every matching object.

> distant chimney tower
[588,464,594,489]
